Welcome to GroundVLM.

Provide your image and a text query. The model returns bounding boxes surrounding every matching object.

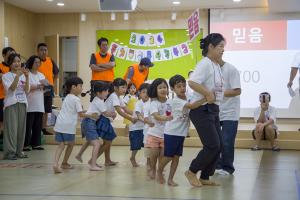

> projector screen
[210,16,300,118]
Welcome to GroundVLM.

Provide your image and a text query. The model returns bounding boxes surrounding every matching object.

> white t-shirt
[129,99,145,131]
[164,96,190,137]
[143,100,151,142]
[190,57,224,105]
[2,72,29,109]
[54,94,83,134]
[86,96,107,119]
[105,92,125,113]
[254,105,277,130]
[219,62,241,121]
[147,99,169,138]
[27,72,45,113]
[291,52,300,68]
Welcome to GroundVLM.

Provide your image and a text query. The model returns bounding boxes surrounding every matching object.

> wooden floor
[0,146,300,200]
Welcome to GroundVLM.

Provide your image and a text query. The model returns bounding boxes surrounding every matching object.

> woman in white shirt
[23,55,46,151]
[2,53,30,160]
[185,33,225,187]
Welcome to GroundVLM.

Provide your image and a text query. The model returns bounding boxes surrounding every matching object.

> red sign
[188,9,200,41]
[210,20,287,50]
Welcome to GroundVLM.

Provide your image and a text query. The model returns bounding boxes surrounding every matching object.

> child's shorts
[164,134,185,157]
[145,134,164,148]
[96,115,116,141]
[55,132,75,143]
[129,130,144,151]
[81,118,99,141]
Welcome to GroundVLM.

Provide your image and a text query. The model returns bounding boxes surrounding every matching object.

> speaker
[98,0,137,12]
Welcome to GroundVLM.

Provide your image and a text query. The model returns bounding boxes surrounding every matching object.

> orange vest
[0,63,10,99]
[92,52,114,82]
[38,57,54,85]
[123,63,149,90]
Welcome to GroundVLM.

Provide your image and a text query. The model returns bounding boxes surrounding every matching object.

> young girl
[157,75,205,187]
[96,78,136,166]
[2,53,30,160]
[129,83,152,167]
[23,55,45,151]
[146,78,173,179]
[53,77,98,173]
[77,81,116,171]
[123,83,138,137]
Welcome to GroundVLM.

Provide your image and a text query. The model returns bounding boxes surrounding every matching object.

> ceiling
[4,0,300,13]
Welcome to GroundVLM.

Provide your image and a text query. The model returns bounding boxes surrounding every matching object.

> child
[123,83,138,137]
[129,83,152,167]
[2,53,30,160]
[76,81,116,171]
[96,78,136,166]
[156,75,205,186]
[146,78,173,179]
[53,77,98,173]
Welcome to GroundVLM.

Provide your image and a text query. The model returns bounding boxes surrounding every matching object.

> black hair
[7,53,21,66]
[125,82,137,96]
[138,83,150,92]
[37,43,47,49]
[97,37,109,46]
[93,81,110,93]
[147,78,169,99]
[113,78,127,87]
[200,33,225,56]
[169,74,186,88]
[63,77,83,95]
[2,47,15,55]
[26,55,40,70]
[260,92,271,102]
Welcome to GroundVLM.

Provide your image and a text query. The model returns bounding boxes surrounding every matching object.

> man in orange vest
[0,47,16,134]
[89,37,115,101]
[37,43,59,135]
[123,57,154,90]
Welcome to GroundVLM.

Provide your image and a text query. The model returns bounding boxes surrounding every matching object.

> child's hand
[16,70,23,77]
[131,117,138,124]
[149,122,155,127]
[91,113,99,120]
[22,68,29,78]
[166,115,173,121]
[111,112,117,119]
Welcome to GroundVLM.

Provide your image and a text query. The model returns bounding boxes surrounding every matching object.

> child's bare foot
[89,166,104,171]
[88,160,102,168]
[200,179,220,186]
[184,170,202,187]
[149,170,156,180]
[156,170,165,184]
[105,161,118,166]
[53,166,62,174]
[168,180,179,187]
[61,163,74,169]
[130,158,139,167]
[75,155,83,163]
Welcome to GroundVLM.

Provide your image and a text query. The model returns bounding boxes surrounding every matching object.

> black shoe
[32,146,44,150]
[23,146,31,151]
[42,128,53,135]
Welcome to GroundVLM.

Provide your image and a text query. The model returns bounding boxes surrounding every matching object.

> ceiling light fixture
[57,2,65,6]
[233,0,241,2]
[46,0,53,2]
[172,1,181,5]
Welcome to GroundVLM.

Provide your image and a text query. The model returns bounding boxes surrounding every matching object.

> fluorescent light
[233,0,241,2]
[46,0,53,2]
[172,1,181,5]
[57,2,64,6]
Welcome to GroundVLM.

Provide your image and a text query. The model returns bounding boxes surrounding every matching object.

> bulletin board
[96,29,202,80]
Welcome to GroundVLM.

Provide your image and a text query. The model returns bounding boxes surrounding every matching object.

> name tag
[214,83,224,101]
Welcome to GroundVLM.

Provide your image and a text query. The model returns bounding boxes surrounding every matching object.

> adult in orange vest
[89,37,116,101]
[37,43,59,135]
[0,47,16,134]
[123,57,154,90]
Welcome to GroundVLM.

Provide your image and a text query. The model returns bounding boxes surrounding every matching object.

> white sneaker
[215,169,230,176]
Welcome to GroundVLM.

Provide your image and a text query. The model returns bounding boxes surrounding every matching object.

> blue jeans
[217,120,238,174]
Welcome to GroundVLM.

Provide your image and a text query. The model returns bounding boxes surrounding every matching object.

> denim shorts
[96,115,116,141]
[81,118,99,141]
[55,132,75,143]
[129,130,144,151]
[164,134,185,157]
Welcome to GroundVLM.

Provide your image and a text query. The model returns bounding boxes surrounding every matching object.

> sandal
[251,146,262,151]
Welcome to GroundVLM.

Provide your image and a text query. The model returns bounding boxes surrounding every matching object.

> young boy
[53,77,98,173]
[156,74,205,186]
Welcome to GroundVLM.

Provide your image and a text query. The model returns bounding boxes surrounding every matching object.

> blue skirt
[96,115,116,141]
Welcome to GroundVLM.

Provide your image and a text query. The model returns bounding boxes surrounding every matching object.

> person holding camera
[251,92,280,151]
